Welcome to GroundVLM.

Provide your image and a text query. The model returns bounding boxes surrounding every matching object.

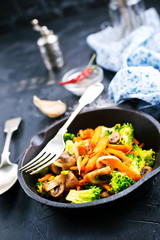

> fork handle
[59,82,104,133]
[1,131,12,166]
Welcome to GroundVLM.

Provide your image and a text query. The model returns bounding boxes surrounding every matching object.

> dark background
[0,0,159,32]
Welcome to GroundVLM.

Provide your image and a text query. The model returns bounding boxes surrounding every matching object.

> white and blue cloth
[87,8,160,107]
[108,66,160,106]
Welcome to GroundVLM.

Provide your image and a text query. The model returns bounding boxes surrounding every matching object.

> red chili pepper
[59,67,93,85]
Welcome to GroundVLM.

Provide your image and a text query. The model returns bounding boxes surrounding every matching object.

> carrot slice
[70,166,78,171]
[73,137,82,142]
[85,152,102,173]
[78,128,94,140]
[106,148,132,164]
[94,137,109,153]
[133,138,139,145]
[76,186,81,191]
[90,126,102,149]
[96,156,141,181]
[79,130,84,139]
[69,156,89,172]
[78,144,89,155]
[78,178,87,186]
[38,174,53,182]
[80,155,89,168]
[83,128,94,139]
[107,144,133,153]
[85,137,109,172]
[102,183,114,194]
[139,143,144,148]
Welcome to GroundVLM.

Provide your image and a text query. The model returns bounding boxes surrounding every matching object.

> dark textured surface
[0,2,160,240]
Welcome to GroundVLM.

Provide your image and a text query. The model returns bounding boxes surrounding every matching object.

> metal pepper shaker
[31,19,64,70]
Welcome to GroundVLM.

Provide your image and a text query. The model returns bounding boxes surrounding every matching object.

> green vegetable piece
[133,144,156,167]
[38,166,50,176]
[102,124,121,137]
[110,171,135,194]
[84,183,103,191]
[61,170,70,175]
[63,132,75,142]
[36,181,49,197]
[119,123,134,145]
[127,154,145,175]
[66,186,102,204]
[64,140,74,154]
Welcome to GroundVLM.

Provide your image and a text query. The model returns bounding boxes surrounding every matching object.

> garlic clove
[33,95,67,118]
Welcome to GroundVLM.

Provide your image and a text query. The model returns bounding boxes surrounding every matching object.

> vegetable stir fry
[36,123,155,204]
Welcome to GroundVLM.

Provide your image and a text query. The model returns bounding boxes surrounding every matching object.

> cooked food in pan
[36,123,155,204]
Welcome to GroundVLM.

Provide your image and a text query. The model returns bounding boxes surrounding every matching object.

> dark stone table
[0,3,160,240]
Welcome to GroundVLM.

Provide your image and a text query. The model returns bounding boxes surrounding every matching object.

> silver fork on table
[19,82,104,175]
[0,117,22,194]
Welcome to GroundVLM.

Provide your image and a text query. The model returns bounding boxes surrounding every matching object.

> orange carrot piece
[80,155,89,168]
[79,128,94,140]
[70,166,78,171]
[89,151,97,158]
[94,137,109,153]
[97,157,141,181]
[133,138,140,145]
[79,130,84,138]
[73,137,82,142]
[107,144,133,153]
[90,126,102,149]
[81,172,85,178]
[70,156,89,172]
[76,186,81,191]
[106,148,132,164]
[78,144,89,155]
[78,178,87,186]
[139,143,144,148]
[85,152,102,173]
[102,183,114,194]
[38,174,53,182]
[83,128,94,139]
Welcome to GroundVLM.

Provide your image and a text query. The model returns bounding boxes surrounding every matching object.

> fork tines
[19,151,56,174]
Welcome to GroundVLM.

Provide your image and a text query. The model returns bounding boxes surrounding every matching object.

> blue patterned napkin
[87,8,160,72]
[108,66,160,107]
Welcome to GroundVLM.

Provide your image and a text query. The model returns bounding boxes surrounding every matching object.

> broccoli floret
[133,144,155,167]
[63,132,75,142]
[102,124,121,137]
[38,166,50,176]
[127,154,145,175]
[110,171,135,194]
[84,183,103,191]
[36,181,49,197]
[66,186,102,204]
[119,123,134,145]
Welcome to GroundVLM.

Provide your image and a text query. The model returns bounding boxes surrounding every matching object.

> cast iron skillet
[18,107,160,208]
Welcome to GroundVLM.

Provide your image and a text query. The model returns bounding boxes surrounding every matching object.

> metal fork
[19,82,104,175]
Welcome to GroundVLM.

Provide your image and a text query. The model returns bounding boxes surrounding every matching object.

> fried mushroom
[50,163,61,175]
[65,171,79,189]
[84,166,112,184]
[101,191,110,198]
[140,166,152,176]
[43,174,65,197]
[108,132,120,144]
[58,152,76,170]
